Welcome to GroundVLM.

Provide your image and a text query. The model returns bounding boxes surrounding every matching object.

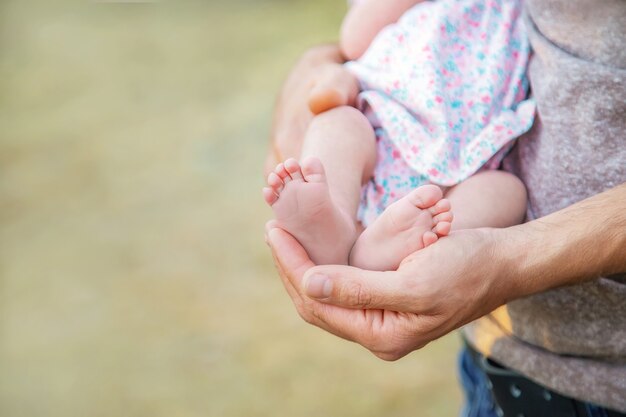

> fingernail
[305,274,332,298]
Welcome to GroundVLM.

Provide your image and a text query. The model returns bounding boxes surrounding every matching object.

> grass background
[0,1,462,415]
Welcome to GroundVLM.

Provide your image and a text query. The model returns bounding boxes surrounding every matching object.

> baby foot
[308,63,360,115]
[349,185,453,271]
[263,157,358,265]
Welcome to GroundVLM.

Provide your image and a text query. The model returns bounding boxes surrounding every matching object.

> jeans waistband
[463,341,626,417]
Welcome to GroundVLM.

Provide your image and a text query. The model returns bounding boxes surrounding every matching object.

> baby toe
[284,158,304,181]
[406,185,443,209]
[422,231,439,248]
[301,156,326,183]
[433,211,453,225]
[267,172,284,193]
[429,198,451,216]
[433,221,451,237]
[263,187,279,206]
[274,162,292,184]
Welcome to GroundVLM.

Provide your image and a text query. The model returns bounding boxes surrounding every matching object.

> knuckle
[371,343,405,361]
[342,281,372,308]
[294,301,313,324]
[356,323,413,361]
[309,306,324,323]
[399,276,429,309]
[399,275,420,294]
[368,333,419,362]
[374,351,403,362]
[301,314,314,325]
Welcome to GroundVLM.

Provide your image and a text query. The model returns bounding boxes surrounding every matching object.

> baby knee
[317,106,370,129]
[310,106,375,142]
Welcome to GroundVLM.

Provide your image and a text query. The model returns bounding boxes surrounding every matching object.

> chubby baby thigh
[358,129,431,227]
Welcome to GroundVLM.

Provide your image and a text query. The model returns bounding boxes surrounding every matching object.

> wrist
[491,213,613,304]
[487,226,545,305]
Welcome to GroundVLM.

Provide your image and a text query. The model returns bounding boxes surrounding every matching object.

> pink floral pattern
[346,0,535,226]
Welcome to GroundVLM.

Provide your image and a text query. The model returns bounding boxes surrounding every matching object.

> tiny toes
[406,185,443,209]
[274,162,292,184]
[284,158,304,181]
[433,211,453,225]
[423,231,439,247]
[429,199,451,216]
[267,172,284,193]
[263,187,278,205]
[434,221,451,236]
[301,156,326,183]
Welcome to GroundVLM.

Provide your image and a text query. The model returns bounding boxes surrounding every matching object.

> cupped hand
[267,225,514,360]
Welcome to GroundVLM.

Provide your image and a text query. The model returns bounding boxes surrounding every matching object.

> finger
[308,64,359,115]
[302,265,422,312]
[264,220,279,243]
[268,232,431,358]
[306,301,367,341]
[266,229,375,343]
[268,228,315,308]
[268,228,313,285]
[306,302,428,361]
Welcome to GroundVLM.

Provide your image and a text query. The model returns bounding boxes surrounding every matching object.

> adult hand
[266,224,515,360]
[265,44,346,176]
[267,183,626,361]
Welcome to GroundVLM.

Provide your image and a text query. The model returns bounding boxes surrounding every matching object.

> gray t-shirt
[463,0,626,411]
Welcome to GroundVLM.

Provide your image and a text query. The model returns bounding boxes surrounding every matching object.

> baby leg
[263,106,376,265]
[445,170,527,230]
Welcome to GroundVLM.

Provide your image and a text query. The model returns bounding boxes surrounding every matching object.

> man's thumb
[302,265,405,310]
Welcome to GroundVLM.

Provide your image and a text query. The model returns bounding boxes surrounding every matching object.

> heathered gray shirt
[463,0,626,411]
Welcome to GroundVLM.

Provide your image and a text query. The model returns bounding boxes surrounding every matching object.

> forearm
[499,183,626,300]
[340,0,424,60]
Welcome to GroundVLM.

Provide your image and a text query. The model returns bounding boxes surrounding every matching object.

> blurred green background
[0,1,461,416]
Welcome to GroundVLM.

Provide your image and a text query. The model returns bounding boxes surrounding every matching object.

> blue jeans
[457,348,614,417]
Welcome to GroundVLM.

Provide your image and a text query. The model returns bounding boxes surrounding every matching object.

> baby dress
[346,0,535,226]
